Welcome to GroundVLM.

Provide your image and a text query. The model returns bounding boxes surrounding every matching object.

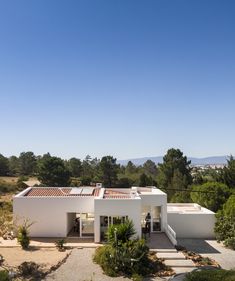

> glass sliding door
[100,215,128,241]
[81,213,94,237]
[113,216,128,225]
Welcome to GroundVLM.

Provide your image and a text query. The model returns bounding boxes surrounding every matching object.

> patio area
[177,238,235,270]
[147,233,175,251]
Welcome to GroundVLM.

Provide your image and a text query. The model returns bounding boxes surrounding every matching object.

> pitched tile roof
[25,187,100,197]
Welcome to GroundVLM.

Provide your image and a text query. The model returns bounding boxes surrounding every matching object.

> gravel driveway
[45,248,167,281]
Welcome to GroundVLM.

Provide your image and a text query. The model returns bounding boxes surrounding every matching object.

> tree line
[0,149,235,195]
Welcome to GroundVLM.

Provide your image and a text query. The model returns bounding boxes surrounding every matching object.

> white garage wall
[167,212,215,238]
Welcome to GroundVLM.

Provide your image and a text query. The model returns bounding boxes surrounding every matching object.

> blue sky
[0,0,234,160]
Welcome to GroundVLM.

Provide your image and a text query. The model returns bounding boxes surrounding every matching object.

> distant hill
[117,156,228,166]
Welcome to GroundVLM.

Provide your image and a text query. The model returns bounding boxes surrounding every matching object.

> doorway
[67,213,94,238]
[100,215,128,241]
[141,206,162,233]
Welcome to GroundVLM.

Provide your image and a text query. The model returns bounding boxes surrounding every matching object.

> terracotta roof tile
[104,189,131,199]
[25,188,100,197]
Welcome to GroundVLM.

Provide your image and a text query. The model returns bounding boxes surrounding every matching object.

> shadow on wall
[177,239,220,254]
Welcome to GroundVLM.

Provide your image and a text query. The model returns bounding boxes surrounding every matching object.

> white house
[13,185,215,244]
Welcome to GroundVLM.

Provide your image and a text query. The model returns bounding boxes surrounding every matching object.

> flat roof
[167,203,214,214]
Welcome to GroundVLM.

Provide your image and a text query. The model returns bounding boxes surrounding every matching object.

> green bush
[215,195,235,249]
[94,239,164,278]
[17,226,30,249]
[55,239,67,251]
[131,273,143,281]
[17,219,34,249]
[0,270,9,281]
[93,239,150,278]
[94,220,168,279]
[184,269,235,281]
[224,237,235,250]
[93,246,118,277]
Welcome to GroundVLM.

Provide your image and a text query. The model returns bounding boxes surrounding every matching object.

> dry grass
[0,247,71,271]
[0,193,13,203]
[0,176,38,184]
[0,176,19,183]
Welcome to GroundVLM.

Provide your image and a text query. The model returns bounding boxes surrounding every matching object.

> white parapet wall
[165,224,177,245]
[167,203,215,239]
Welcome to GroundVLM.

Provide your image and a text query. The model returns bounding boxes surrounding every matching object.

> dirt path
[0,247,69,271]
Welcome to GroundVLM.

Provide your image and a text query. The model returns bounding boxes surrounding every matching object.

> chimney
[96,183,102,188]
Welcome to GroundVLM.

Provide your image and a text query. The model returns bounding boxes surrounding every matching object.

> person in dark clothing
[74,217,80,234]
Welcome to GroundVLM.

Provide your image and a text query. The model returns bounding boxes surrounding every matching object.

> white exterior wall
[167,212,215,238]
[139,192,168,231]
[13,196,95,237]
[94,198,142,242]
[14,187,216,242]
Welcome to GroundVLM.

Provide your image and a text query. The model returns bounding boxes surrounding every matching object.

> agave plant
[106,219,136,245]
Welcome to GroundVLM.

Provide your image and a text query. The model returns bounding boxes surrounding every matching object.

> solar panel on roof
[70,188,82,195]
[81,187,94,195]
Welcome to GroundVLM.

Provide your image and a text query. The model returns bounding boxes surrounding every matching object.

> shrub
[215,212,233,242]
[94,220,168,279]
[224,237,235,250]
[55,239,67,251]
[131,273,143,281]
[0,270,9,281]
[94,236,151,277]
[184,269,235,281]
[17,226,30,249]
[18,261,42,278]
[215,195,235,250]
[17,219,34,249]
[93,246,118,277]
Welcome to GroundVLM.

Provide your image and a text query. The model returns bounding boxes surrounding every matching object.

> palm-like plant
[17,219,34,249]
[106,219,136,245]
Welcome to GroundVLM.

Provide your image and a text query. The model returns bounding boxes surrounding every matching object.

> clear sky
[0,0,234,160]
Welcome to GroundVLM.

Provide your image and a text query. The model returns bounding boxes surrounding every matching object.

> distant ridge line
[117,156,228,166]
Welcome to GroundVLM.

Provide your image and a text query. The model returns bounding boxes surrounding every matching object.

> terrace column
[94,214,100,243]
